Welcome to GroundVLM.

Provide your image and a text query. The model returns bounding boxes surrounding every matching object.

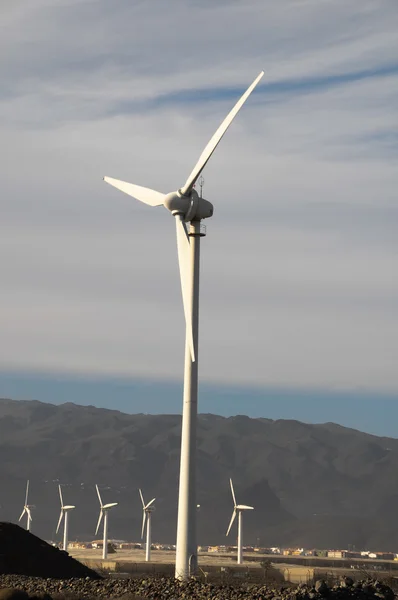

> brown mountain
[0,398,397,550]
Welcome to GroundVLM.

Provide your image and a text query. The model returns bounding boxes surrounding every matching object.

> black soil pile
[0,523,101,580]
[0,575,396,600]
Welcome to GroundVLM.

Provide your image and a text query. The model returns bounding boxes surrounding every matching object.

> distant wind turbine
[95,484,118,560]
[226,478,254,564]
[56,484,75,551]
[139,489,156,562]
[18,480,33,531]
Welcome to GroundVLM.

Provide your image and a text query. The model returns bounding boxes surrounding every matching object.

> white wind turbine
[95,484,118,559]
[103,71,263,579]
[56,484,75,551]
[18,480,33,531]
[139,489,156,562]
[226,478,254,565]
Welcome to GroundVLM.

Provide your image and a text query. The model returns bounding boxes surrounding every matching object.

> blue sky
[0,1,397,434]
[1,370,398,438]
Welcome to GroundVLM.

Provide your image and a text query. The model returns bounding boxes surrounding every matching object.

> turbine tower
[103,71,263,579]
[95,484,118,560]
[56,484,75,551]
[139,489,156,562]
[226,478,254,564]
[18,480,33,531]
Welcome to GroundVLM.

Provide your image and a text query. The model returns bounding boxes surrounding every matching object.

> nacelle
[195,197,213,220]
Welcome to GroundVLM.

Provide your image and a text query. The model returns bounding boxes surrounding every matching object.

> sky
[0,1,397,434]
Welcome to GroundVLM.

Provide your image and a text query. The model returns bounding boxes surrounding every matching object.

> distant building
[327,551,346,558]
[283,548,304,556]
[327,550,360,559]
[372,552,394,560]
[208,545,229,553]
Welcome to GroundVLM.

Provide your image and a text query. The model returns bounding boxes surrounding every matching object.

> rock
[353,583,362,589]
[0,590,29,600]
[362,585,374,595]
[315,581,329,596]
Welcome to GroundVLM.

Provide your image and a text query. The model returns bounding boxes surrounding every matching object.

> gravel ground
[0,575,396,600]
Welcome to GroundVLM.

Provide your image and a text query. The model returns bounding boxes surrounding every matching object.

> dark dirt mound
[0,523,101,580]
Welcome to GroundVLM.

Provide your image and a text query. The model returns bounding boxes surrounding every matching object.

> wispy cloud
[0,0,397,392]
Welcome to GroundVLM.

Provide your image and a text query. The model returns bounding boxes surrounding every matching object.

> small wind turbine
[226,478,254,565]
[103,71,263,579]
[56,484,75,551]
[139,489,156,562]
[95,484,118,559]
[18,480,33,531]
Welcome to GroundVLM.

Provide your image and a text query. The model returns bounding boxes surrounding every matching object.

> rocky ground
[0,575,396,600]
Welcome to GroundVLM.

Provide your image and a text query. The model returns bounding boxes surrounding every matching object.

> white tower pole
[27,513,30,532]
[175,221,201,580]
[63,511,69,551]
[237,510,243,565]
[103,511,108,560]
[146,511,152,562]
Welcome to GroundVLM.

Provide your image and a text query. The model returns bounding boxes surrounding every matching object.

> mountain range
[0,397,397,551]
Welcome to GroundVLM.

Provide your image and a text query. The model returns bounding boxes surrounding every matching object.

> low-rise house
[327,550,360,559]
[68,542,91,549]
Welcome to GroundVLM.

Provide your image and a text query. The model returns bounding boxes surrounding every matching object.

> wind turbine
[18,480,33,531]
[103,71,263,579]
[139,489,156,562]
[56,484,75,551]
[95,484,118,560]
[226,478,254,565]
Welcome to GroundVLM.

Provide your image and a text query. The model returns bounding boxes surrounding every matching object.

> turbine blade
[26,507,32,522]
[141,510,147,539]
[237,504,254,510]
[95,510,103,536]
[103,177,165,207]
[25,480,29,506]
[95,484,103,507]
[226,508,237,536]
[180,71,264,196]
[56,510,64,534]
[145,498,156,509]
[230,478,237,506]
[58,484,64,508]
[139,488,145,508]
[19,508,26,521]
[175,216,195,362]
